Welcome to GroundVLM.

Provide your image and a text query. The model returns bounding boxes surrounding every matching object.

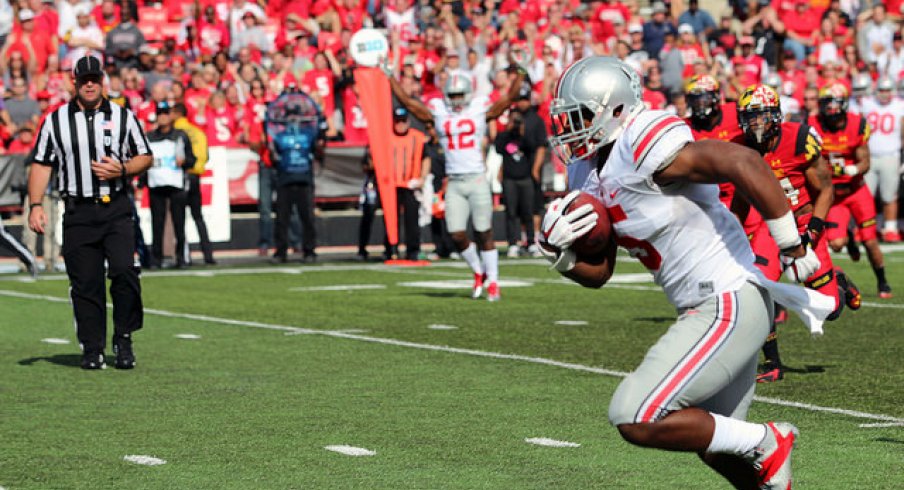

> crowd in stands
[0,0,903,233]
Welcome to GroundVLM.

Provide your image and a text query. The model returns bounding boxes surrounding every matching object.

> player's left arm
[486,69,526,121]
[852,117,871,175]
[804,154,834,228]
[656,139,809,259]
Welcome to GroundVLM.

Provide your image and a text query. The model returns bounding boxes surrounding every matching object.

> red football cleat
[487,282,500,302]
[882,230,902,243]
[472,273,486,299]
[757,368,785,383]
[879,283,893,300]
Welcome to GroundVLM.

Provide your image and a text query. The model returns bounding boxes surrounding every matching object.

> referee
[27,55,153,370]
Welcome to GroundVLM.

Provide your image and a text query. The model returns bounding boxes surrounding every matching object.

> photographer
[495,83,547,257]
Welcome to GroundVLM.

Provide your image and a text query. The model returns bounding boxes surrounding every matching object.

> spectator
[227,0,266,44]
[143,54,175,97]
[732,36,768,87]
[137,81,170,129]
[205,90,240,146]
[145,101,196,269]
[678,0,715,38]
[859,3,896,66]
[63,3,104,68]
[105,4,145,70]
[197,5,230,58]
[0,0,12,47]
[1,8,56,75]
[659,31,684,95]
[171,103,216,266]
[1,50,35,91]
[676,23,707,78]
[92,0,121,34]
[229,10,273,58]
[642,1,675,60]
[268,90,325,263]
[781,0,819,62]
[5,77,40,129]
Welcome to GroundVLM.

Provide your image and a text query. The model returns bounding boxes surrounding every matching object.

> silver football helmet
[444,74,473,112]
[851,73,872,97]
[763,73,782,92]
[876,76,895,104]
[549,56,644,165]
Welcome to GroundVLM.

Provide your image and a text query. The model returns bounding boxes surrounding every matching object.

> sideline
[2,289,902,425]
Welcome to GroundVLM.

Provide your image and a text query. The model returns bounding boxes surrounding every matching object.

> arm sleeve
[628,113,693,177]
[32,115,55,166]
[124,110,152,158]
[858,115,870,144]
[180,132,196,170]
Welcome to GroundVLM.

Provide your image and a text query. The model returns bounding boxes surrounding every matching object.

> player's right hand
[781,245,820,283]
[541,190,598,251]
[28,206,46,235]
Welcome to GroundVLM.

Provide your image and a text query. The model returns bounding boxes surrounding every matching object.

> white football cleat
[506,245,521,258]
[744,421,798,489]
[471,273,486,299]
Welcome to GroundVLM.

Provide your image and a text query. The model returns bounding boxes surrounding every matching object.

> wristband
[766,211,801,252]
[29,202,43,210]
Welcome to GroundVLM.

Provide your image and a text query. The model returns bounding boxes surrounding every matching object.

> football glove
[780,246,821,283]
[843,165,859,177]
[540,190,598,251]
[536,238,577,273]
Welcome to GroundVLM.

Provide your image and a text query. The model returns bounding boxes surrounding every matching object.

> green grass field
[1,250,902,489]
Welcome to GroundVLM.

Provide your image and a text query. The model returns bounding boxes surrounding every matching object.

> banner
[354,67,398,245]
[138,148,231,244]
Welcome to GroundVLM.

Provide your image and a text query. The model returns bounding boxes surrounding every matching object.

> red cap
[36,90,52,100]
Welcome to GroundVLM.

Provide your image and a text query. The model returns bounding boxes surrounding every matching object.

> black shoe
[204,258,217,265]
[302,253,317,263]
[356,251,369,262]
[836,270,862,310]
[845,230,861,262]
[270,254,288,264]
[112,335,135,369]
[81,350,106,370]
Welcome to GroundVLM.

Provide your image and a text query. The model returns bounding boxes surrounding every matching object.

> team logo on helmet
[818,82,849,124]
[685,75,722,124]
[737,85,782,148]
[684,74,720,94]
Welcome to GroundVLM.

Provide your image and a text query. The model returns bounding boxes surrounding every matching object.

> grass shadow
[875,438,904,445]
[633,317,674,324]
[18,354,81,368]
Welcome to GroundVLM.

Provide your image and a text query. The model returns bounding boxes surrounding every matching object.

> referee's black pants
[63,193,142,353]
[383,187,422,259]
[275,183,315,258]
[149,186,187,267]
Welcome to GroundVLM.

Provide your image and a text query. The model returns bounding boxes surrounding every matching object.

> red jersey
[205,106,239,146]
[341,87,368,145]
[301,69,335,116]
[685,104,744,210]
[733,122,822,214]
[808,112,870,188]
[686,103,742,142]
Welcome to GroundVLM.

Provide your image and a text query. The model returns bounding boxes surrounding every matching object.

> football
[565,192,613,258]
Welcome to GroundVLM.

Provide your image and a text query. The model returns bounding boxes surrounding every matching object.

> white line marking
[858,422,904,428]
[2,289,902,424]
[607,273,653,284]
[324,445,376,456]
[428,324,458,330]
[175,334,201,340]
[41,338,71,344]
[525,437,581,448]
[555,320,589,326]
[860,301,904,309]
[398,279,533,289]
[288,284,386,292]
[123,455,166,466]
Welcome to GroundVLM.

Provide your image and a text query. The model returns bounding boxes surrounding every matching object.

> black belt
[64,192,123,206]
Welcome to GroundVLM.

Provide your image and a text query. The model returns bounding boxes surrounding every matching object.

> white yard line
[324,445,376,456]
[2,289,902,425]
[123,455,166,466]
[288,284,387,292]
[524,437,581,448]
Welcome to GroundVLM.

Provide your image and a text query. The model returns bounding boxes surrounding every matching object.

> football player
[389,65,525,302]
[858,77,904,243]
[685,75,789,331]
[735,85,860,383]
[809,83,893,299]
[540,56,833,489]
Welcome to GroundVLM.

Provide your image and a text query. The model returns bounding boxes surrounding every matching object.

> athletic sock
[480,248,499,283]
[461,243,484,276]
[761,323,781,368]
[873,266,888,285]
[706,413,768,455]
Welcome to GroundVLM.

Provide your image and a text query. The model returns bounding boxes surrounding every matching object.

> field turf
[0,250,902,489]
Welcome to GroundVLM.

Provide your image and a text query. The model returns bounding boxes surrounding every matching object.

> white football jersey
[428,96,490,175]
[859,96,904,155]
[581,110,756,308]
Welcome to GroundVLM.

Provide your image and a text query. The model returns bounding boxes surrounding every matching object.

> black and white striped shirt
[33,99,152,198]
